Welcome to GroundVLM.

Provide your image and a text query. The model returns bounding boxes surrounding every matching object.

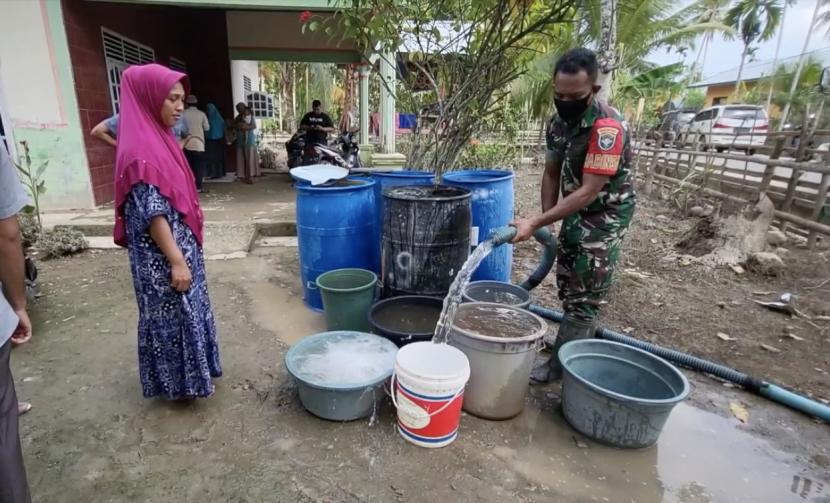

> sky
[649,0,830,78]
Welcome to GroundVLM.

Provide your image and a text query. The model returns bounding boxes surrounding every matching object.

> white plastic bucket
[391,341,470,448]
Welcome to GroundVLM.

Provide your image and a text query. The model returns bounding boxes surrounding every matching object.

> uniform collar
[578,97,601,129]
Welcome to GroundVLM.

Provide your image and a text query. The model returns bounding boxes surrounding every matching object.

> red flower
[299,10,312,23]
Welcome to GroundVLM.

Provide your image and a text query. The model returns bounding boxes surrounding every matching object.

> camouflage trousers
[556,208,634,322]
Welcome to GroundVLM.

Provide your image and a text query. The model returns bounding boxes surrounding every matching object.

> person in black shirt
[299,100,336,145]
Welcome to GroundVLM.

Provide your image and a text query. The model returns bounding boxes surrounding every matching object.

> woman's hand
[170,259,192,292]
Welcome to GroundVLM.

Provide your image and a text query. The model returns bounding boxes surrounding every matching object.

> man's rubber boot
[530,315,595,384]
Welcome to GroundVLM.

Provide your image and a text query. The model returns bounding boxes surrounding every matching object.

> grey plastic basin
[560,339,690,448]
[285,331,398,421]
[462,280,531,309]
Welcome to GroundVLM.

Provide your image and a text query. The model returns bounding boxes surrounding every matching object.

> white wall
[0,0,65,127]
[230,59,260,109]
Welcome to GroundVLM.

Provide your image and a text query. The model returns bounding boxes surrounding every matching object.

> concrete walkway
[41,174,297,256]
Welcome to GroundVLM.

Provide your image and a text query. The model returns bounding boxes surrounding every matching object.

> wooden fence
[634,137,830,249]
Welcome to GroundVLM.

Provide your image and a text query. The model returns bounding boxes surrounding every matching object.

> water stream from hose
[432,240,495,344]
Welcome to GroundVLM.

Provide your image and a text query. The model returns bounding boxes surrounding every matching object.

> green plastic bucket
[316,268,378,332]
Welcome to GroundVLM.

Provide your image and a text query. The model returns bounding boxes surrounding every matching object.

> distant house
[688,47,830,112]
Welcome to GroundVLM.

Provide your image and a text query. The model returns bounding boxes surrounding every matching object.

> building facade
[0,0,396,211]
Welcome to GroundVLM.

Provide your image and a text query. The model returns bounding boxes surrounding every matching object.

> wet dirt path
[12,250,829,502]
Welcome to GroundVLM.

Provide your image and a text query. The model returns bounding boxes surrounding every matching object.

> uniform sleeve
[128,183,173,232]
[202,112,210,132]
[0,146,29,220]
[583,118,624,176]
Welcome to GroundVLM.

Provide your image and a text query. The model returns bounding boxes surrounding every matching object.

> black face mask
[555,94,592,124]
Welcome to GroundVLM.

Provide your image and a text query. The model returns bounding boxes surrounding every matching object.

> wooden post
[807,149,830,249]
[779,166,802,233]
[759,136,786,193]
[780,117,812,233]
[643,147,660,195]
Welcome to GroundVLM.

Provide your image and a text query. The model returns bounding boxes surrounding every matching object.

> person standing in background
[91,112,190,148]
[0,137,33,503]
[181,95,210,193]
[233,102,259,184]
[204,103,226,180]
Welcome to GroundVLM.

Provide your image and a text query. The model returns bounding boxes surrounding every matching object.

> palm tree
[725,0,784,97]
[688,0,733,80]
[511,0,732,117]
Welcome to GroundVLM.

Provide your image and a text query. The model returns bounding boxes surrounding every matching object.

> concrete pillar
[358,64,370,145]
[230,60,245,109]
[370,51,406,170]
[379,51,396,154]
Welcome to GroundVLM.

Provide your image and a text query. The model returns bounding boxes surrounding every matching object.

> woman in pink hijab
[113,64,221,400]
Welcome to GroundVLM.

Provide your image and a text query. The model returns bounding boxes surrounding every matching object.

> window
[169,57,187,73]
[243,75,252,94]
[723,107,767,121]
[101,28,155,113]
[246,91,275,119]
[693,110,710,122]
[712,97,727,106]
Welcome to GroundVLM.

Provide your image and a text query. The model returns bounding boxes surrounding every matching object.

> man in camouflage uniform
[511,48,636,383]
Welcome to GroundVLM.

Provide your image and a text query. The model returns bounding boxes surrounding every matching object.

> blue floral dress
[124,183,222,399]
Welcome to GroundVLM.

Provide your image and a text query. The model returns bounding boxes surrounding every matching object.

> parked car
[654,109,697,146]
[684,104,769,155]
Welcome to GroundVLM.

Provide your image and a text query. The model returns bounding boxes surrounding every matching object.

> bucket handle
[388,372,465,419]
[307,281,318,290]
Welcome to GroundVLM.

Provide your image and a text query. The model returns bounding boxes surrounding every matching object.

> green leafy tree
[511,0,732,120]
[317,0,574,176]
[725,0,784,97]
[683,89,707,110]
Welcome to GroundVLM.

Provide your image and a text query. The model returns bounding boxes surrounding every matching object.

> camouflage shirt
[545,99,636,217]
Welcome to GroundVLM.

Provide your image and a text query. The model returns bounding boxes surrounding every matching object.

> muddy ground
[10,167,830,502]
[512,165,830,403]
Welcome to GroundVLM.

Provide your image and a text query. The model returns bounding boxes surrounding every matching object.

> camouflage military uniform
[545,99,636,321]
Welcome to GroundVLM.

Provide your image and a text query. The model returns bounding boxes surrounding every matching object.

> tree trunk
[766,2,788,116]
[733,45,748,99]
[596,0,617,103]
[290,64,297,131]
[779,0,822,130]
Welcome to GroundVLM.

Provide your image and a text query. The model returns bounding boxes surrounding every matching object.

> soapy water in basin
[291,334,397,386]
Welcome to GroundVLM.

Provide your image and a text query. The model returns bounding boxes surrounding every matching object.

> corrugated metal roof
[689,46,830,88]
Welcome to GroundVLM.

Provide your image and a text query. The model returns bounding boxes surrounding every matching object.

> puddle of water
[246,267,326,346]
[489,403,827,503]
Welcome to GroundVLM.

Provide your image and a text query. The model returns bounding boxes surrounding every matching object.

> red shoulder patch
[584,118,623,176]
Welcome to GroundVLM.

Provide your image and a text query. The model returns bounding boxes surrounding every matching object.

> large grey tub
[448,302,547,419]
[560,339,690,448]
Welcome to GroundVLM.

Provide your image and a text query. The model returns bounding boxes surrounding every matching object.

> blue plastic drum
[296,178,377,310]
[442,169,515,282]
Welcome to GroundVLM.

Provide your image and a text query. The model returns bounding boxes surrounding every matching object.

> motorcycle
[285,127,361,170]
[21,243,38,302]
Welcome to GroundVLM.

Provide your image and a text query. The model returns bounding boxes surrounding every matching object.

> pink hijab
[113,64,204,247]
